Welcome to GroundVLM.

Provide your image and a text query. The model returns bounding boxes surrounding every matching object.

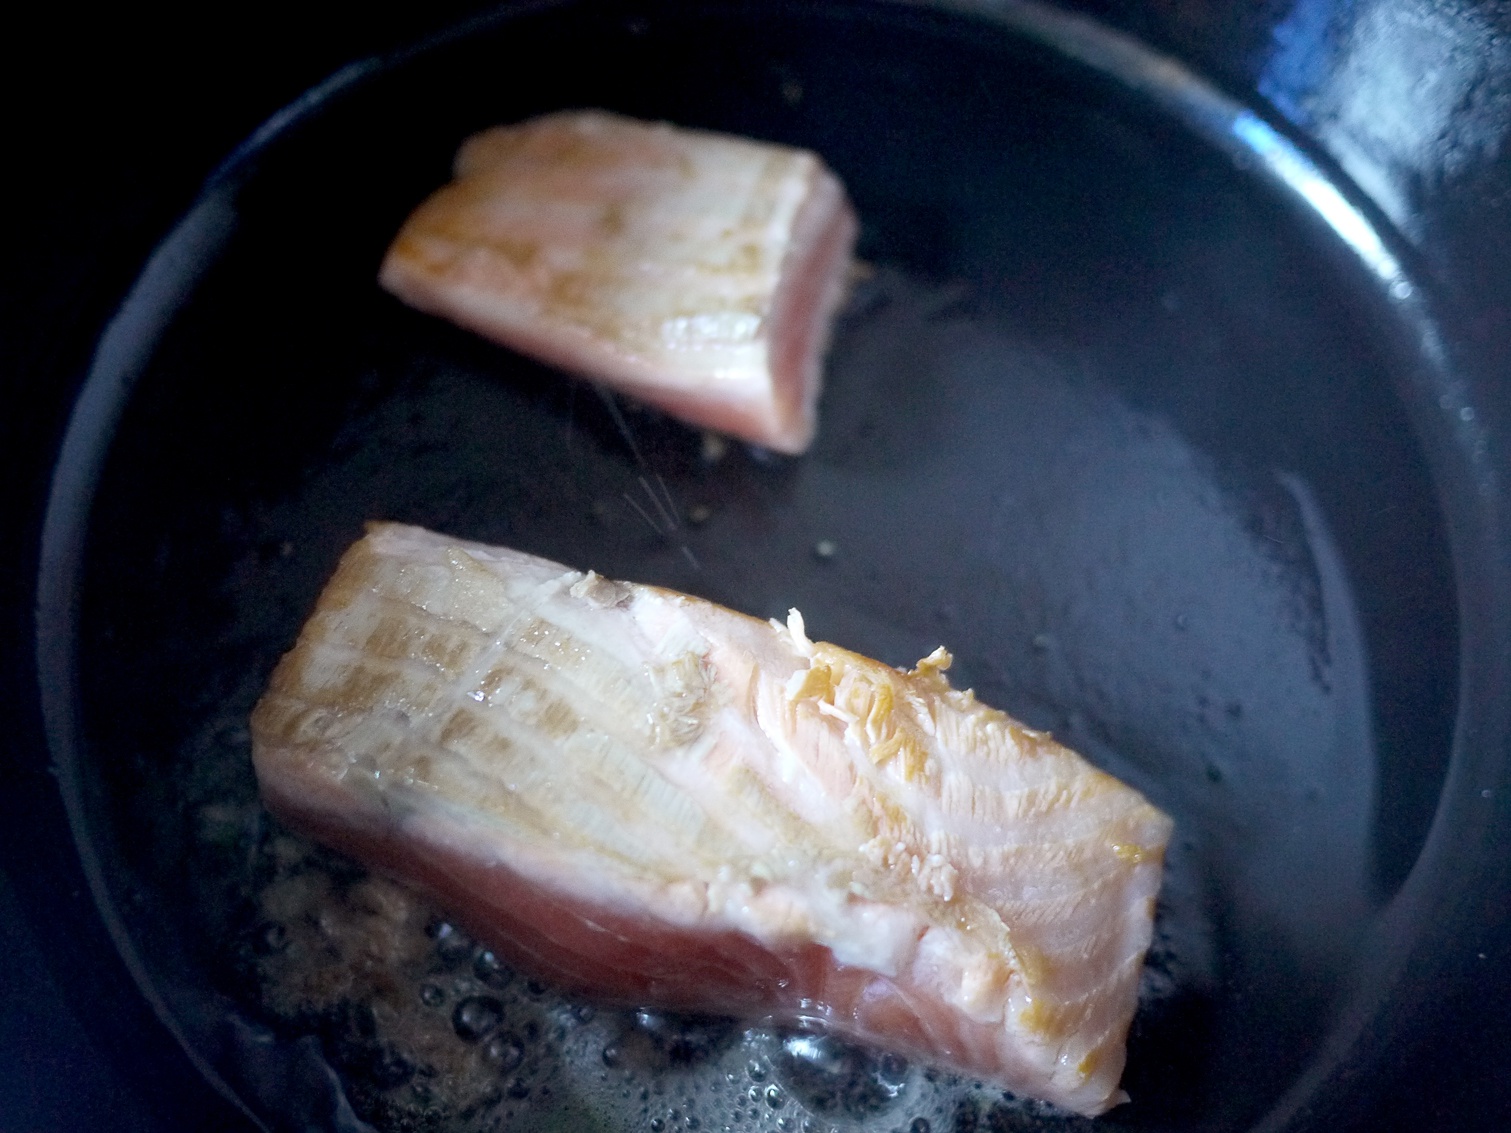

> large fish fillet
[250,524,1172,1115]
[379,110,858,454]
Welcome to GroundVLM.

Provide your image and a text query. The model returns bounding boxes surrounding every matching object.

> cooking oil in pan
[222,819,1208,1133]
[239,828,956,1132]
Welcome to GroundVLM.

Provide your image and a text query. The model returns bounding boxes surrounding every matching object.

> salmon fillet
[378,110,858,454]
[250,523,1171,1115]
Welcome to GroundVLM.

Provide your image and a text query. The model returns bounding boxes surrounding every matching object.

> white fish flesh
[250,523,1172,1115]
[378,110,858,454]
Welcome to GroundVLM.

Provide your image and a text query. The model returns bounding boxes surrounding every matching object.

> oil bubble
[453,995,505,1042]
[419,983,446,1007]
[634,1010,737,1065]
[876,1053,909,1090]
[484,1032,525,1072]
[473,948,514,989]
[252,921,288,955]
[427,919,472,966]
[774,1032,910,1119]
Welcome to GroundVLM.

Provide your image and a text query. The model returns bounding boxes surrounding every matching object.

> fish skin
[250,523,1172,1115]
[378,110,858,454]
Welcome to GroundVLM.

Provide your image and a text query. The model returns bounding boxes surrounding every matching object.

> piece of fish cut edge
[250,523,1173,1116]
[378,110,859,455]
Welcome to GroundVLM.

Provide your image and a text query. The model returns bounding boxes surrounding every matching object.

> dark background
[3,9,484,1129]
[3,2,1509,1129]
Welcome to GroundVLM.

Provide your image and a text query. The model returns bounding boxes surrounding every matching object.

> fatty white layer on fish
[251,523,1171,1115]
[379,110,858,454]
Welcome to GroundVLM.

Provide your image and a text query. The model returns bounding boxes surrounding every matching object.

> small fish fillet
[379,110,859,454]
[250,524,1172,1115]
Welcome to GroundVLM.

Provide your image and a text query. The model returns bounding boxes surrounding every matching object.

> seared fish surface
[379,110,858,454]
[251,524,1171,1115]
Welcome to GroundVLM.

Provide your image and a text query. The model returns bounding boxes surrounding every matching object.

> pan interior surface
[50,2,1459,1131]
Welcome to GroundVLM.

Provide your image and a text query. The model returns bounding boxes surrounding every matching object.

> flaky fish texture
[378,110,858,454]
[250,523,1172,1115]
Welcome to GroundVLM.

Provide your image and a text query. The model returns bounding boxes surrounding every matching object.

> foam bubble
[237,831,1200,1132]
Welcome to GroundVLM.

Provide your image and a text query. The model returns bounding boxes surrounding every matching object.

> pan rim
[33,1,1507,1129]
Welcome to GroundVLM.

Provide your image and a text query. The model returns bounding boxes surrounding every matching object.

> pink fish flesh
[378,110,858,454]
[250,523,1172,1115]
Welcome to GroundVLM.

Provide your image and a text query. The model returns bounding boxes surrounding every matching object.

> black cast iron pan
[18,1,1511,1129]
